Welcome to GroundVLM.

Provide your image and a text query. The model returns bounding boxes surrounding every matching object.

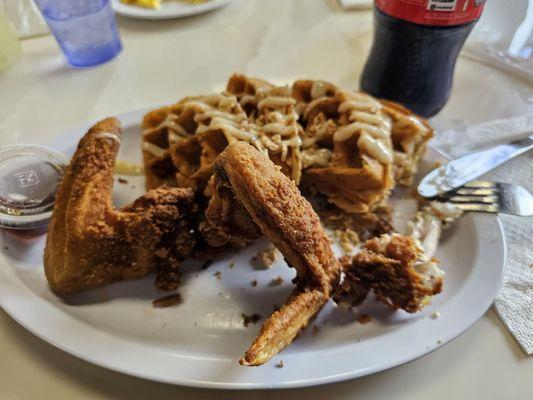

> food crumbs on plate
[275,360,284,368]
[242,313,261,327]
[311,325,320,335]
[269,276,284,286]
[433,161,442,168]
[152,293,182,308]
[201,260,213,270]
[430,311,441,319]
[214,271,222,280]
[118,177,128,184]
[334,228,360,254]
[250,279,258,287]
[252,246,277,269]
[229,261,235,269]
[437,339,443,344]
[357,314,372,324]
[420,296,432,308]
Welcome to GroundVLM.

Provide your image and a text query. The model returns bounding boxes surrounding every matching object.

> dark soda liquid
[361,7,477,118]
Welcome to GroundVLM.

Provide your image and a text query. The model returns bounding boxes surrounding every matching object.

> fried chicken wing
[336,234,443,313]
[204,141,340,365]
[199,175,261,249]
[334,202,462,312]
[44,118,198,295]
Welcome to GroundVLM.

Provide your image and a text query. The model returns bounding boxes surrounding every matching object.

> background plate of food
[112,0,233,20]
[0,76,506,388]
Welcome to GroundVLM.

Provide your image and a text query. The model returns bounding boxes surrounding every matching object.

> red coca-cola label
[375,0,485,26]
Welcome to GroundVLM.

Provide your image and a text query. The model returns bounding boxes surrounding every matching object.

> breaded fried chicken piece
[199,175,261,249]
[336,234,444,313]
[205,142,340,365]
[44,118,197,295]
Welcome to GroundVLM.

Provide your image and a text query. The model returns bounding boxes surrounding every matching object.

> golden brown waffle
[142,75,433,214]
[142,75,303,192]
[142,94,250,191]
[381,100,434,186]
[294,79,395,213]
[227,74,303,183]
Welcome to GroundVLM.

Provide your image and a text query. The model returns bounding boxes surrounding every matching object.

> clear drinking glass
[34,0,122,67]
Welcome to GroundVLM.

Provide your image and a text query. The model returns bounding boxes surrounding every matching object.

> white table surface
[0,0,532,398]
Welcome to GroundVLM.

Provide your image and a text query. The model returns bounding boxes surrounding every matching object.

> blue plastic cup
[34,0,122,67]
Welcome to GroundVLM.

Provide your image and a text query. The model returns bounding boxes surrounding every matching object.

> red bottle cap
[375,0,485,26]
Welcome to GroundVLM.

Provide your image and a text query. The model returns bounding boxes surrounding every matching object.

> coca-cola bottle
[361,0,486,118]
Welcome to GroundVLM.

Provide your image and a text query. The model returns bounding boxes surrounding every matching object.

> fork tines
[435,181,533,216]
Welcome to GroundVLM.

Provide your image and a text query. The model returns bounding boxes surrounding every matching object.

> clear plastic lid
[0,145,67,229]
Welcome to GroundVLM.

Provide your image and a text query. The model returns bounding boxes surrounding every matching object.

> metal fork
[435,181,533,216]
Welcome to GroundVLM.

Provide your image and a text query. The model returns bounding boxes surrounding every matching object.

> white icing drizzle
[334,121,389,142]
[142,141,166,158]
[240,94,256,106]
[262,123,298,136]
[302,120,334,148]
[301,148,332,168]
[357,132,393,164]
[94,132,121,144]
[142,114,190,141]
[195,109,245,123]
[310,81,330,99]
[334,92,393,165]
[303,97,330,120]
[257,96,296,110]
[338,98,381,113]
[396,115,429,133]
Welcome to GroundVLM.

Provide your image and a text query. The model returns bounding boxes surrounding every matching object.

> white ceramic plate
[112,0,232,20]
[0,109,506,389]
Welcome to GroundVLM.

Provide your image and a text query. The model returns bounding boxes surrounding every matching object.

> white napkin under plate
[431,114,533,355]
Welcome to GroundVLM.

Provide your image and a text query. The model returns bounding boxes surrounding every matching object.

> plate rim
[111,0,233,20]
[0,108,507,389]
